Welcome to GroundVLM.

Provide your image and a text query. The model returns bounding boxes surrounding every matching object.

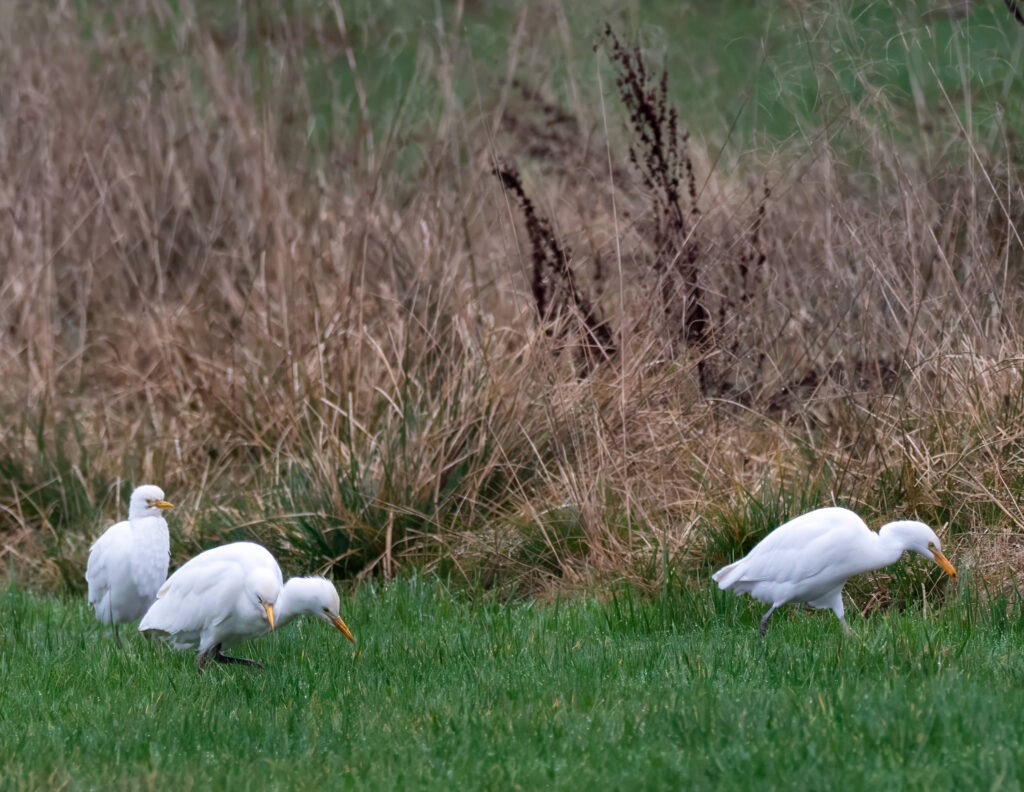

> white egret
[85,484,173,643]
[139,541,280,671]
[139,542,354,672]
[712,507,957,635]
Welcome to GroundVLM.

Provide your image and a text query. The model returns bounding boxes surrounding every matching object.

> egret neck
[865,523,913,572]
[273,581,304,631]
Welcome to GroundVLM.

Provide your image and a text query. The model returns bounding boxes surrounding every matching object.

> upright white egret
[85,484,173,643]
[139,541,354,671]
[712,507,957,635]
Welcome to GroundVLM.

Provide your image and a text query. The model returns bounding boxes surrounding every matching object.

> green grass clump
[2,577,1023,790]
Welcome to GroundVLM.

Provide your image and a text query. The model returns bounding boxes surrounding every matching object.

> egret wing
[743,508,865,557]
[140,559,245,636]
[85,521,131,610]
[743,524,864,582]
[714,508,870,588]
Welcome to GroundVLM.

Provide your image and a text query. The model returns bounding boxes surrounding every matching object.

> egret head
[249,568,280,629]
[129,484,174,519]
[282,577,354,643]
[883,520,957,578]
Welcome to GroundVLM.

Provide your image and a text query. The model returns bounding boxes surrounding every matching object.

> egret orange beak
[154,500,174,509]
[264,603,275,630]
[330,614,355,644]
[933,550,957,578]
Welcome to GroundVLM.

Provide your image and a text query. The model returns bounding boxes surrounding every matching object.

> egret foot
[113,622,122,648]
[214,651,263,669]
[759,605,778,637]
[195,643,264,674]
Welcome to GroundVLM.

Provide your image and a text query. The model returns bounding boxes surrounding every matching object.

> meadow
[2,0,1024,786]
[4,576,1023,791]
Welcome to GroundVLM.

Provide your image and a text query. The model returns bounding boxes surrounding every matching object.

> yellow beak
[933,549,957,578]
[264,603,275,630]
[330,614,355,644]
[154,500,174,509]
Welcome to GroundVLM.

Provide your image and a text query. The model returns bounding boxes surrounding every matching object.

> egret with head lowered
[712,507,957,635]
[140,541,354,672]
[85,484,174,643]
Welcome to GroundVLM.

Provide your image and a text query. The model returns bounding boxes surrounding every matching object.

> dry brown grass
[2,2,1023,598]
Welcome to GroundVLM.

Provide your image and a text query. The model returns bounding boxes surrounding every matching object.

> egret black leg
[759,605,778,637]
[195,643,264,673]
[213,645,263,670]
[108,599,121,648]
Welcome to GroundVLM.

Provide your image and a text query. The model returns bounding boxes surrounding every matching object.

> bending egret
[85,484,173,643]
[140,542,355,671]
[139,542,281,672]
[712,507,957,635]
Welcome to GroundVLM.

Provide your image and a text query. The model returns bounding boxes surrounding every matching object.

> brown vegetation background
[2,2,1023,606]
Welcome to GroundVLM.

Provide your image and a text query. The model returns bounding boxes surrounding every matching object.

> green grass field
[5,1,1024,789]
[3,576,1024,791]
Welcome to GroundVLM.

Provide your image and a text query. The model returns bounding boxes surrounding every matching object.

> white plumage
[140,541,354,671]
[85,484,173,641]
[275,576,355,643]
[713,507,957,635]
[140,541,279,671]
